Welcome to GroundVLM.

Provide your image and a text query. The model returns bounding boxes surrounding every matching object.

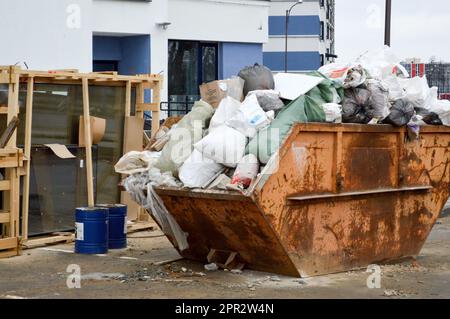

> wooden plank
[151,80,161,138]
[0,249,19,259]
[0,150,23,168]
[0,106,8,114]
[0,180,11,191]
[21,77,34,241]
[127,221,157,233]
[11,169,20,238]
[6,73,19,148]
[0,116,20,148]
[125,80,131,117]
[0,212,10,223]
[136,83,145,119]
[82,77,95,207]
[0,237,18,250]
[136,103,159,112]
[22,234,75,249]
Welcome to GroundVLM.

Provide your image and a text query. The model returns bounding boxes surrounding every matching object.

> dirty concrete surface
[1,213,450,299]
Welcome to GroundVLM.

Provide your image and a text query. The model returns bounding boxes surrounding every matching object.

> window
[320,22,325,41]
[168,40,218,104]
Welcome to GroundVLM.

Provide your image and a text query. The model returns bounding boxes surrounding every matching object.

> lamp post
[285,0,303,73]
[385,0,392,46]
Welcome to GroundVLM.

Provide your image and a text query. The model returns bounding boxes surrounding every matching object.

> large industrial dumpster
[152,123,450,277]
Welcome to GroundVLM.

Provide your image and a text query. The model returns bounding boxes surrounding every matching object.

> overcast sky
[335,0,450,63]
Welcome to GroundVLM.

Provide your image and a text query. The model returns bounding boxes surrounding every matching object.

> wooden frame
[0,66,162,252]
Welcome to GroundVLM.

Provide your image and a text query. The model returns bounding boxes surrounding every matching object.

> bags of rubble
[179,150,225,189]
[323,103,342,123]
[155,100,214,175]
[226,94,271,138]
[209,96,242,130]
[229,154,259,189]
[238,63,275,96]
[194,125,247,168]
[114,151,161,175]
[247,90,285,113]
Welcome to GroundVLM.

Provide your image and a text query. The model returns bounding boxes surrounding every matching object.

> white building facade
[0,0,270,102]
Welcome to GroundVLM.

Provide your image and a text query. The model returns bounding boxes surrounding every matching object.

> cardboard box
[199,77,245,108]
[78,116,106,147]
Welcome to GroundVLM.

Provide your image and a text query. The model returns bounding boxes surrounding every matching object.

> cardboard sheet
[44,144,76,159]
[79,116,106,147]
[123,116,145,153]
[199,77,244,108]
[274,73,324,101]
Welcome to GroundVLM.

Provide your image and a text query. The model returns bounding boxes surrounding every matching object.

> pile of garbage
[115,48,450,250]
[319,47,450,130]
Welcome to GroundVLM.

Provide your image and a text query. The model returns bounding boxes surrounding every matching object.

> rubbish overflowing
[117,47,450,254]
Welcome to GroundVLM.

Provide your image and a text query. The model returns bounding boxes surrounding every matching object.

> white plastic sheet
[274,73,324,101]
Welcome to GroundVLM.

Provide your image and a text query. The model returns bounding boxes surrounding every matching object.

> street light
[385,0,392,46]
[285,0,303,73]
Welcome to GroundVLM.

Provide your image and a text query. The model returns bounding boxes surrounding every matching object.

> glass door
[168,40,218,114]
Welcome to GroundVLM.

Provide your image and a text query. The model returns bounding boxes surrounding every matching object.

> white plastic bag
[430,99,450,126]
[114,151,160,175]
[322,103,342,123]
[194,125,247,168]
[226,94,270,138]
[209,96,241,131]
[230,154,259,189]
[318,63,351,85]
[399,76,432,109]
[179,150,225,188]
[357,46,406,80]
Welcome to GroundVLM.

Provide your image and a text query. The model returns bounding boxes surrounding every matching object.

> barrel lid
[76,207,109,212]
[97,204,127,208]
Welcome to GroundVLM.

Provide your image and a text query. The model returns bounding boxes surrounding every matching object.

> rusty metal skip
[152,123,450,277]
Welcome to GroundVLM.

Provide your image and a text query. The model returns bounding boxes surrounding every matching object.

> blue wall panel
[263,51,321,72]
[120,35,151,75]
[269,15,320,36]
[93,35,150,75]
[93,36,122,61]
[219,42,263,79]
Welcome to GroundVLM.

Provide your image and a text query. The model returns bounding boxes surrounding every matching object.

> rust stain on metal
[150,123,450,277]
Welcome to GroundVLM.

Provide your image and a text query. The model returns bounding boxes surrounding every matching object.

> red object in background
[439,93,450,100]
[410,63,426,78]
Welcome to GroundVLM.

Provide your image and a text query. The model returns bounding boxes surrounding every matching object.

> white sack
[179,150,224,188]
[194,125,247,168]
[226,94,270,138]
[322,103,342,123]
[114,151,160,175]
[209,96,241,131]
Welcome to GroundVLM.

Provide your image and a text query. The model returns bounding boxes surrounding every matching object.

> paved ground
[1,213,450,299]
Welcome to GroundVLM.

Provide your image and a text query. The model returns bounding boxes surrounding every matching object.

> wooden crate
[0,66,163,252]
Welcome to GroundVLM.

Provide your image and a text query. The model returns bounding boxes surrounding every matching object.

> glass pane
[202,46,217,84]
[17,83,132,235]
[168,40,199,97]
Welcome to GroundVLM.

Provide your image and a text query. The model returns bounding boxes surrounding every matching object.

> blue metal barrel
[75,207,109,254]
[97,204,127,249]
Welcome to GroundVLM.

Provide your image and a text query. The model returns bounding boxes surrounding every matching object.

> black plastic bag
[342,88,373,124]
[415,107,443,125]
[238,63,275,96]
[382,99,415,127]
